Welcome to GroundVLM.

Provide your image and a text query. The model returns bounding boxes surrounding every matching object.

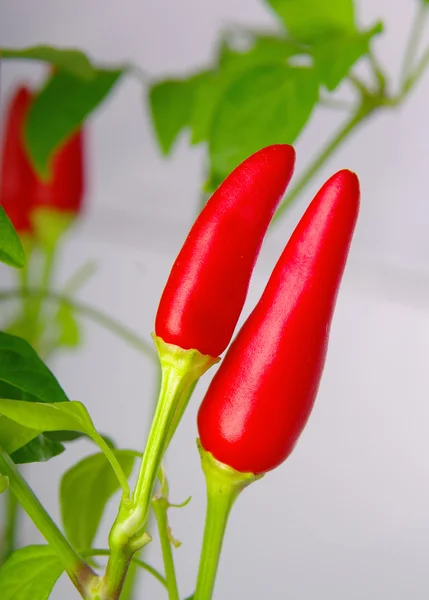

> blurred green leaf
[25,68,122,178]
[0,207,25,269]
[209,64,319,186]
[265,0,356,41]
[60,451,136,550]
[10,434,65,464]
[188,71,230,145]
[0,545,63,600]
[149,78,194,154]
[56,301,80,347]
[1,46,97,80]
[313,22,383,90]
[189,35,302,146]
[218,33,302,71]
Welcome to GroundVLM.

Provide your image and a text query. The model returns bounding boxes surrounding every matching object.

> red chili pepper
[32,129,85,215]
[197,170,360,474]
[155,144,296,357]
[0,86,35,233]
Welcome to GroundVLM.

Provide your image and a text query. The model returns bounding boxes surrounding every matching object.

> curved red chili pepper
[197,170,360,474]
[0,86,35,233]
[32,129,85,215]
[155,144,296,357]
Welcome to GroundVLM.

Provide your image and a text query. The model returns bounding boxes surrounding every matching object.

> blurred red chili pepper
[0,86,34,233]
[32,129,85,215]
[0,82,85,235]
[197,170,360,474]
[155,144,296,358]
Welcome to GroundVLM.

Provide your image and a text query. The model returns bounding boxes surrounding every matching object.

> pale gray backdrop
[1,1,429,598]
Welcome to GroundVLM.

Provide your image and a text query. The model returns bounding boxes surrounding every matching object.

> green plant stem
[193,445,259,600]
[25,247,56,347]
[194,486,233,600]
[81,549,168,590]
[152,497,180,600]
[119,363,162,600]
[0,451,95,597]
[0,288,156,361]
[0,488,19,565]
[132,367,192,531]
[403,45,429,96]
[272,105,375,225]
[400,3,428,88]
[103,343,215,599]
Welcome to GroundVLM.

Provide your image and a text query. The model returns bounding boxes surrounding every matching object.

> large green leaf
[0,400,130,494]
[265,0,356,41]
[0,415,42,455]
[149,78,195,154]
[1,46,97,80]
[0,332,70,463]
[0,545,63,600]
[0,332,69,404]
[209,64,319,186]
[60,450,137,550]
[0,333,68,405]
[26,68,122,178]
[0,208,25,269]
[312,22,383,90]
[10,434,65,464]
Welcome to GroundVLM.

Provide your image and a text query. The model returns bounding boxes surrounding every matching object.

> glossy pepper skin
[0,86,35,232]
[197,170,360,474]
[32,129,85,215]
[155,144,296,357]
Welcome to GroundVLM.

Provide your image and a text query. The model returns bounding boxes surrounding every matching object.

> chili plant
[0,145,358,599]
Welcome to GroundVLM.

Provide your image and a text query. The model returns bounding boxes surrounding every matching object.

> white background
[1,1,429,598]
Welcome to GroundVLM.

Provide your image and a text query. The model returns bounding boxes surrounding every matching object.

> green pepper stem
[102,339,217,599]
[194,442,261,600]
[132,338,217,531]
[0,451,95,597]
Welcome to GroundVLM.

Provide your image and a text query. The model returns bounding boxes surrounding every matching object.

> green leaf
[26,68,122,178]
[265,0,356,41]
[0,473,9,493]
[0,207,26,269]
[149,79,194,154]
[188,71,229,146]
[1,46,97,80]
[60,450,137,550]
[190,36,301,147]
[0,332,70,462]
[313,22,383,90]
[0,415,41,455]
[218,34,302,71]
[10,434,65,464]
[0,545,63,600]
[0,332,69,404]
[55,301,80,347]
[0,399,130,494]
[44,430,116,449]
[209,64,319,186]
